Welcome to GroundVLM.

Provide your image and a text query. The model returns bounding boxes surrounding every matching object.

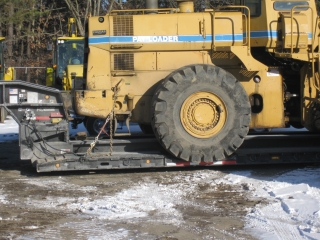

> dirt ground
[0,140,267,240]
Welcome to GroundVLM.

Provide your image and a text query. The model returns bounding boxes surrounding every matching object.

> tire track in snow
[270,219,302,240]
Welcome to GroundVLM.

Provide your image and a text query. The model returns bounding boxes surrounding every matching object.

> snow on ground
[7,168,320,239]
[0,115,19,142]
[216,168,320,240]
[16,173,209,224]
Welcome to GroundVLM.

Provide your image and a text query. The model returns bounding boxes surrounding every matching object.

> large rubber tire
[249,128,272,133]
[151,64,251,162]
[139,124,154,134]
[290,122,304,129]
[86,117,110,136]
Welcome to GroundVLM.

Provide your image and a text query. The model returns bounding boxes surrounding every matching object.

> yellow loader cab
[46,18,84,90]
[69,0,320,162]
[46,36,84,90]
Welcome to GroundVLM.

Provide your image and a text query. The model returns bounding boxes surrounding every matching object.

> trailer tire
[151,64,251,162]
[139,124,154,134]
[86,117,110,136]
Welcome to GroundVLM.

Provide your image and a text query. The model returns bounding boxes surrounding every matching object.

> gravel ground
[0,141,268,240]
[1,140,319,240]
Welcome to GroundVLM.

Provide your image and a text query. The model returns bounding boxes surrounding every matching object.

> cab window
[274,1,309,11]
[235,0,261,17]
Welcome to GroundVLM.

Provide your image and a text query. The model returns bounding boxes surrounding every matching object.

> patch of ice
[23,226,40,230]
[67,182,187,222]
[0,190,8,204]
[20,171,222,227]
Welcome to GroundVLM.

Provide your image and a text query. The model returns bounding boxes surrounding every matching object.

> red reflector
[175,162,191,166]
[50,112,63,118]
[221,160,237,165]
[199,162,214,166]
[35,116,50,121]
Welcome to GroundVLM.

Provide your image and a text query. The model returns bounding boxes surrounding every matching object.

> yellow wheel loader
[1,0,320,172]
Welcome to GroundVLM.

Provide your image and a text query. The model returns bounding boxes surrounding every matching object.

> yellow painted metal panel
[110,71,170,96]
[133,14,178,36]
[240,68,285,128]
[157,51,206,70]
[86,46,111,90]
[74,90,113,118]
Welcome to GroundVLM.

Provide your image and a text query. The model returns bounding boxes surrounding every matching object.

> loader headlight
[98,17,104,23]
[253,75,261,83]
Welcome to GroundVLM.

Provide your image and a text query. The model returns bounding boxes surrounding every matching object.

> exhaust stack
[177,0,194,13]
[146,0,158,14]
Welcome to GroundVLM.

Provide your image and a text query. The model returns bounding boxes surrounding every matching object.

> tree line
[0,0,318,84]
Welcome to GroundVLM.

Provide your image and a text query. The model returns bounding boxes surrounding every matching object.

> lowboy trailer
[0,81,319,172]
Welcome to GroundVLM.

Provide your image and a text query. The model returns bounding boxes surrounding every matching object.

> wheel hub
[93,118,108,134]
[180,92,227,138]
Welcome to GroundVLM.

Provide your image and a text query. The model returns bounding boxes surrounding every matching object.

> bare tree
[7,3,14,58]
[64,0,103,37]
[64,0,85,36]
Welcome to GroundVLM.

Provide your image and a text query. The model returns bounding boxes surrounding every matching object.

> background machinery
[46,18,112,136]
[1,0,320,171]
[0,37,14,123]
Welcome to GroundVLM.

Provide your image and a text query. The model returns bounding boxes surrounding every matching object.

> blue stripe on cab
[89,34,243,44]
[88,31,312,45]
[243,31,278,38]
[89,37,109,44]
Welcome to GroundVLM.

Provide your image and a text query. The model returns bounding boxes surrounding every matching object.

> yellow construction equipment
[75,0,320,161]
[45,18,91,130]
[0,37,15,123]
[2,0,320,171]
[46,18,84,91]
[0,37,15,81]
[46,18,113,135]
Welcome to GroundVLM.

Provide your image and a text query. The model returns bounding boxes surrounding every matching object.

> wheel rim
[180,91,227,138]
[93,118,107,134]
